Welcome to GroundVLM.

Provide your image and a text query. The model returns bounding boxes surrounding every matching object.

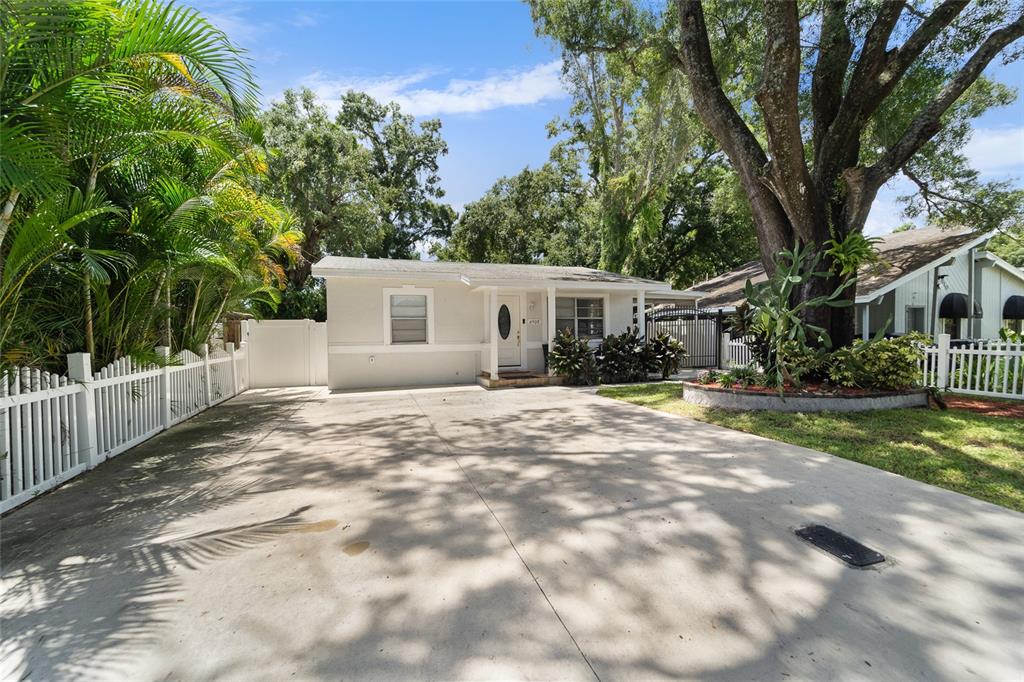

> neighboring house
[684,227,1024,340]
[311,257,699,389]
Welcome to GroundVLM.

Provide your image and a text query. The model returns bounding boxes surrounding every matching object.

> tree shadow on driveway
[2,385,1023,680]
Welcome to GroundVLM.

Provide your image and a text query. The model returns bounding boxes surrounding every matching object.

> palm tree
[0,0,299,372]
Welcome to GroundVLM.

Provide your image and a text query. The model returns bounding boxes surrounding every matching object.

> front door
[497,295,522,367]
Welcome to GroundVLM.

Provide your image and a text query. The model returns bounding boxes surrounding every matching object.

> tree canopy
[1,0,298,370]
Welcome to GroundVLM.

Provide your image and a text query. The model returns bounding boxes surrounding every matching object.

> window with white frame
[555,297,604,339]
[389,292,429,343]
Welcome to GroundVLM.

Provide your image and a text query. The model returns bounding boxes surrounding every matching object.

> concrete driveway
[2,386,1023,681]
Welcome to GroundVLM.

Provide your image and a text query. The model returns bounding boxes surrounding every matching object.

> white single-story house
[311,258,700,390]
[684,227,1024,340]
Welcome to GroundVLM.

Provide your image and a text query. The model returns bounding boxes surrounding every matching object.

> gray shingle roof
[312,256,669,288]
[687,227,984,309]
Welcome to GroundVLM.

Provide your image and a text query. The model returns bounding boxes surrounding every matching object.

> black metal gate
[645,307,723,368]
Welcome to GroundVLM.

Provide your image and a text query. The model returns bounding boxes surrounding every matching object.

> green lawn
[597,383,1024,512]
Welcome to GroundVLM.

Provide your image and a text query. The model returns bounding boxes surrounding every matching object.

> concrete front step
[477,371,562,389]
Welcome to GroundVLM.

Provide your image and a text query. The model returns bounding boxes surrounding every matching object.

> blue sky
[189,0,1024,236]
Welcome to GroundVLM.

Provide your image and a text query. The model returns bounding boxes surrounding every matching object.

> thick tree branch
[811,0,852,157]
[755,0,818,242]
[814,1,967,186]
[873,13,1024,182]
[674,0,792,269]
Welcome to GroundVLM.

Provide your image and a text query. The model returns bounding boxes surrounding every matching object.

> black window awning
[938,293,982,319]
[1003,295,1024,320]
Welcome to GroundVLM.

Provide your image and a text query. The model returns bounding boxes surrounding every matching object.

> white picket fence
[722,331,1023,401]
[920,334,1023,400]
[721,333,757,368]
[0,341,249,513]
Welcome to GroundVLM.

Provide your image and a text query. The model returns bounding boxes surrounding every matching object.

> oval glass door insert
[498,304,511,339]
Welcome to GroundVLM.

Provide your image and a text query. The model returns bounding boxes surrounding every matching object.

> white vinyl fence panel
[246,319,326,388]
[1,341,250,513]
[93,357,163,460]
[920,335,1023,400]
[0,368,86,512]
[724,334,756,368]
[724,332,1022,400]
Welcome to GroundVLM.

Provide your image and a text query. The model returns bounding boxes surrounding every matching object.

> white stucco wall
[324,277,643,389]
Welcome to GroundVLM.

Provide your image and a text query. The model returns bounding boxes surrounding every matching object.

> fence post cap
[226,342,236,353]
[66,352,92,379]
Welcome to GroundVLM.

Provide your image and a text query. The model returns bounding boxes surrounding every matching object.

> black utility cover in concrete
[796,525,885,567]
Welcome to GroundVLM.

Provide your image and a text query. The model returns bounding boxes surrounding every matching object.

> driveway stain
[343,541,370,556]
[291,519,339,533]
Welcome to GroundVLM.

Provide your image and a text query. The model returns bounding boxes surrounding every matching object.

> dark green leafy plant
[595,325,649,383]
[725,302,772,368]
[548,328,598,385]
[644,332,686,379]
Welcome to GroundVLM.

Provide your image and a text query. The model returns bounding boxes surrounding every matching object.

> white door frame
[496,292,526,369]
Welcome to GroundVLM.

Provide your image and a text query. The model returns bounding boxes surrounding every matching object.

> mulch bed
[692,381,880,397]
[943,395,1024,418]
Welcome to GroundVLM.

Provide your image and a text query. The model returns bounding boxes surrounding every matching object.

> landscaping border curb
[682,382,929,412]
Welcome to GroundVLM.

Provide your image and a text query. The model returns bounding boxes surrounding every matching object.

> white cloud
[289,12,319,28]
[963,126,1024,174]
[299,60,567,117]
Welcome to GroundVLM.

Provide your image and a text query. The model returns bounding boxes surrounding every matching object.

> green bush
[828,333,928,390]
[726,365,760,388]
[645,332,687,379]
[697,369,719,385]
[548,328,598,385]
[596,326,649,383]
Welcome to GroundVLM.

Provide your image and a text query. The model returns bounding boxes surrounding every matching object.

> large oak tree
[673,0,1024,344]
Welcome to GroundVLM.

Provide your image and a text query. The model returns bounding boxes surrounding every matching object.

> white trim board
[330,343,485,354]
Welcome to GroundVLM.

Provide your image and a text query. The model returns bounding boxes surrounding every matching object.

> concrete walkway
[2,386,1023,681]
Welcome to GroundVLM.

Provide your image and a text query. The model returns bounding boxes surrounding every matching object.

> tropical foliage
[827,334,929,391]
[548,328,599,385]
[1,0,298,372]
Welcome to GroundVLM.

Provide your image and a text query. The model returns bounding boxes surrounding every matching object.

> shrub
[596,326,649,383]
[828,333,928,391]
[727,365,760,388]
[697,369,719,385]
[827,345,868,387]
[548,328,598,385]
[719,372,736,389]
[1000,327,1023,343]
[645,332,687,379]
[778,339,828,383]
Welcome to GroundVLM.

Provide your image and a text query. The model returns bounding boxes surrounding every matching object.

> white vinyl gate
[245,319,327,388]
